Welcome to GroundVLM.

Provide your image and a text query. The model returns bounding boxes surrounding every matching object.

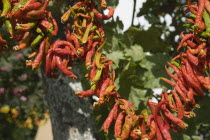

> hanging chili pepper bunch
[61,0,210,140]
[0,0,58,69]
[141,0,210,139]
[45,1,115,83]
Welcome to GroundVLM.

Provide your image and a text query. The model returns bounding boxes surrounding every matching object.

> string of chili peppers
[0,0,58,68]
[60,0,210,139]
[1,0,210,140]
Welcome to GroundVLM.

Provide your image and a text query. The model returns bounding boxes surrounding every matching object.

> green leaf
[139,53,171,88]
[128,87,151,109]
[124,45,145,62]
[104,50,124,65]
[124,26,171,52]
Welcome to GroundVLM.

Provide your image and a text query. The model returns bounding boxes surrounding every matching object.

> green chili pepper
[97,39,106,52]
[92,35,100,39]
[30,29,44,49]
[141,109,148,123]
[189,14,196,18]
[81,23,93,43]
[90,25,97,31]
[91,65,103,85]
[11,0,28,13]
[4,19,13,37]
[95,30,101,38]
[91,83,97,90]
[15,21,38,31]
[94,52,102,68]
[170,60,181,69]
[70,7,76,17]
[203,10,210,31]
[1,0,11,17]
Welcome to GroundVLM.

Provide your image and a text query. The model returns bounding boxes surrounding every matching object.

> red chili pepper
[171,90,184,119]
[130,129,141,140]
[156,115,172,140]
[118,99,130,110]
[88,60,97,80]
[186,18,195,24]
[177,33,194,51]
[195,0,205,30]
[100,0,107,9]
[0,35,7,48]
[26,10,46,19]
[21,1,42,12]
[161,77,188,101]
[181,65,203,96]
[41,0,51,10]
[75,89,95,97]
[45,51,54,77]
[186,50,199,66]
[13,31,31,51]
[167,94,177,112]
[188,42,206,55]
[101,63,109,81]
[51,55,57,76]
[51,47,75,56]
[103,102,118,133]
[186,87,196,107]
[55,55,77,79]
[121,114,133,140]
[180,32,197,49]
[85,34,94,51]
[162,112,171,131]
[183,58,201,85]
[85,42,99,68]
[167,62,184,82]
[155,126,163,140]
[114,111,126,138]
[32,38,46,69]
[69,34,80,49]
[177,79,189,94]
[147,116,157,139]
[48,12,58,36]
[192,65,210,90]
[61,9,71,23]
[205,0,210,14]
[98,78,111,104]
[184,110,196,118]
[187,0,198,15]
[164,65,179,82]
[161,107,188,129]
[154,100,168,118]
[51,40,72,49]
[92,7,114,20]
[77,13,91,19]
[16,21,38,31]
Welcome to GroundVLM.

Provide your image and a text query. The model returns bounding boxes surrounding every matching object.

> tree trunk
[43,63,97,140]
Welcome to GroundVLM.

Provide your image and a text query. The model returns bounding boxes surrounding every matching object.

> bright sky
[113,0,148,31]
[113,0,173,32]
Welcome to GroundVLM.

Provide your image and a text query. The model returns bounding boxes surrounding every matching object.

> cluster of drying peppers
[0,0,57,69]
[1,0,210,139]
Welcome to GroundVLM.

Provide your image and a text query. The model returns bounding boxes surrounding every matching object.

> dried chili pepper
[1,0,11,17]
[103,102,118,133]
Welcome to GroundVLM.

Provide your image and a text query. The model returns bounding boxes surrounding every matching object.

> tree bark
[44,63,97,140]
